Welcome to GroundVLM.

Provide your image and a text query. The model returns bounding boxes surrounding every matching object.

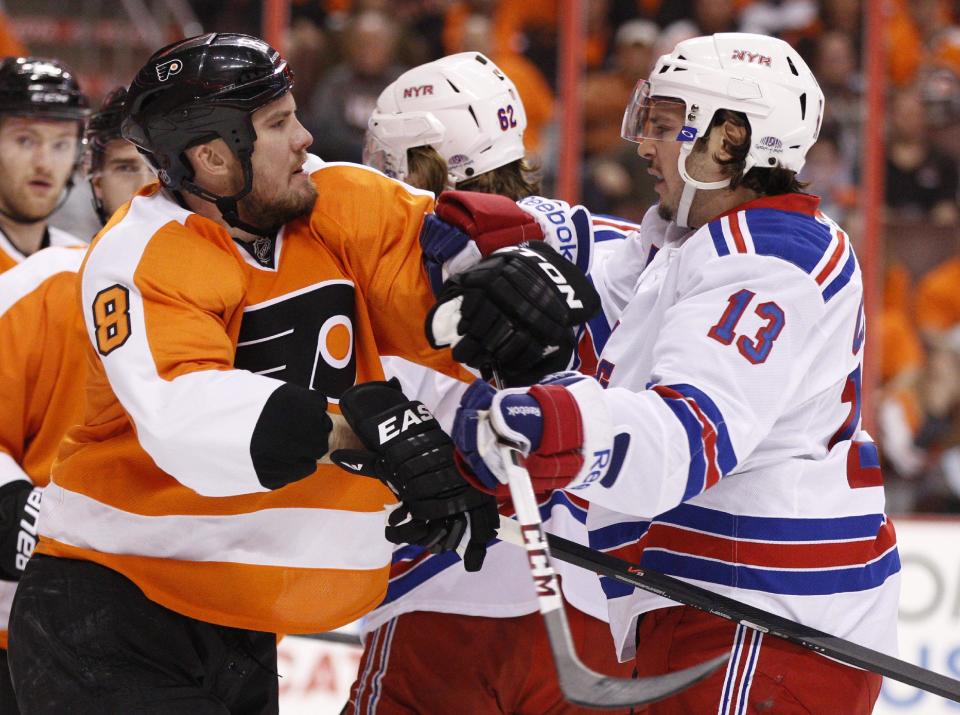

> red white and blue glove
[419,190,545,295]
[452,373,615,496]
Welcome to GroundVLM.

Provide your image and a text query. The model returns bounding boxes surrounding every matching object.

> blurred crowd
[5,0,960,513]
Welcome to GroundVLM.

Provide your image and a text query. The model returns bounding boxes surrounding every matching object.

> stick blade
[558,652,729,710]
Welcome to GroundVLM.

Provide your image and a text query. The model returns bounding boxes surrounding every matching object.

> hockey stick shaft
[499,444,726,708]
[496,515,960,702]
[491,367,726,708]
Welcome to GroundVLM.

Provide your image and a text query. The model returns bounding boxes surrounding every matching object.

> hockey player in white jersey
[0,57,89,272]
[346,52,637,713]
[433,34,899,714]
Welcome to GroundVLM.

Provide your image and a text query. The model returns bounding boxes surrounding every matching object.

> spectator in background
[885,87,960,226]
[812,30,862,173]
[877,265,926,483]
[582,19,657,158]
[739,0,819,38]
[798,125,856,223]
[305,11,405,162]
[661,0,740,38]
[286,17,332,111]
[580,19,659,220]
[908,233,960,510]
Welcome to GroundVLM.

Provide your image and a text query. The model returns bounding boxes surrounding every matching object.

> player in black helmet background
[0,85,147,715]
[0,57,90,273]
[84,86,154,226]
[7,32,497,715]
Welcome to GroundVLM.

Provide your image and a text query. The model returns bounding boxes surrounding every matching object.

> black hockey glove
[0,479,41,581]
[426,242,601,386]
[330,379,498,571]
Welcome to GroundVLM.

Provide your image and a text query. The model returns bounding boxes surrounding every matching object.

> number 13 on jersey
[707,289,785,364]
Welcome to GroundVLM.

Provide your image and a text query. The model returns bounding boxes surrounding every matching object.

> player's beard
[0,171,63,224]
[656,201,675,222]
[237,175,317,235]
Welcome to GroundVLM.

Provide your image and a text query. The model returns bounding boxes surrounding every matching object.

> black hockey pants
[7,554,279,714]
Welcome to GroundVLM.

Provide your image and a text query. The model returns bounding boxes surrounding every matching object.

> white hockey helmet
[364,52,527,187]
[621,33,824,225]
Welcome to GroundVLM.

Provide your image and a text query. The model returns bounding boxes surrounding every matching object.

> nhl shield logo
[155,59,183,82]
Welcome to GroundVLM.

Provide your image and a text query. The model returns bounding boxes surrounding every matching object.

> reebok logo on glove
[506,404,542,417]
[377,404,435,444]
[500,245,584,310]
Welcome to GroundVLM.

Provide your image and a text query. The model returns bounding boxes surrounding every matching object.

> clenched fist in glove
[330,378,498,572]
[451,373,617,497]
[419,190,545,295]
[427,242,601,386]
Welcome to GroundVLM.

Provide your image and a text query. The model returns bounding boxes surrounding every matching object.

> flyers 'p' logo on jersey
[235,281,357,402]
[92,284,132,356]
[155,59,183,82]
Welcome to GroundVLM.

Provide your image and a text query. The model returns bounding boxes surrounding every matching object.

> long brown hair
[405,145,542,199]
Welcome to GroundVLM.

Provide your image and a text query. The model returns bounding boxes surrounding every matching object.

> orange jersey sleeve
[0,247,86,486]
[309,162,471,380]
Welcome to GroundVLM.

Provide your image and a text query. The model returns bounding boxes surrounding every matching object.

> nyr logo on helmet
[155,59,183,82]
[402,84,434,98]
[731,50,772,67]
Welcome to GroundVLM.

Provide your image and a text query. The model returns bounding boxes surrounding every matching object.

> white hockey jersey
[364,214,644,635]
[552,193,900,662]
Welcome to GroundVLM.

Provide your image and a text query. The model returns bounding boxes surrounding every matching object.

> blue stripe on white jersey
[641,547,900,596]
[709,206,855,302]
[651,383,739,500]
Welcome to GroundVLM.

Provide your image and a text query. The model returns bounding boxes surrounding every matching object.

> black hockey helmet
[0,56,90,123]
[0,57,90,222]
[86,86,134,225]
[86,86,129,174]
[122,33,294,235]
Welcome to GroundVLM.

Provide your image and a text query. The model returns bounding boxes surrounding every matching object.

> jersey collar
[715,193,821,222]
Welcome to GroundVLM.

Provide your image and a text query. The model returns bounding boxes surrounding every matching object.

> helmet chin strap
[674,142,731,228]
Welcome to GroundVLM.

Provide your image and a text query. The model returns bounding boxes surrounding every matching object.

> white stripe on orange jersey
[41,482,391,570]
[0,246,84,316]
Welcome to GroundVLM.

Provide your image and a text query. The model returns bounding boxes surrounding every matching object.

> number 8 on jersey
[92,284,132,355]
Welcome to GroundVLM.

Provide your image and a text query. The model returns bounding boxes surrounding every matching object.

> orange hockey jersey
[0,225,86,275]
[0,245,87,647]
[38,157,467,635]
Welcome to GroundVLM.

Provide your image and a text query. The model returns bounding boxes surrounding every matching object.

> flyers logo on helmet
[155,59,183,82]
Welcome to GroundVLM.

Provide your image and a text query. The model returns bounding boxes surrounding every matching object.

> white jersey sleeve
[559,225,830,518]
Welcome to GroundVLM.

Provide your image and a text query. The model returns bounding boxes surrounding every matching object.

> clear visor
[362,130,405,180]
[362,111,446,181]
[621,80,696,144]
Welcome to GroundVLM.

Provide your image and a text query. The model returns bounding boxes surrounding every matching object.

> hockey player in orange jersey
[0,57,90,272]
[6,33,499,714]
[0,86,152,715]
